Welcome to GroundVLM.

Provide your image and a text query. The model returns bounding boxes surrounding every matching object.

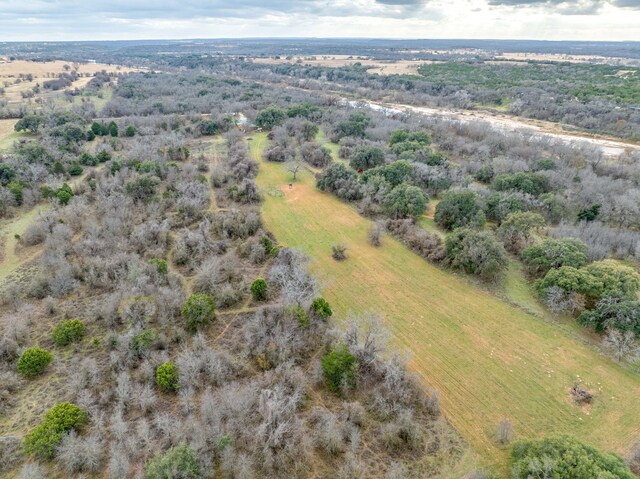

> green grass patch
[251,131,640,473]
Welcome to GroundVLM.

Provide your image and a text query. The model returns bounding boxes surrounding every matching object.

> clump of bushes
[511,435,635,479]
[52,319,85,346]
[156,362,179,392]
[444,229,508,280]
[149,258,168,274]
[144,442,201,479]
[322,344,358,393]
[250,278,268,301]
[331,244,348,261]
[182,294,216,333]
[23,403,88,459]
[18,347,52,378]
[311,297,333,320]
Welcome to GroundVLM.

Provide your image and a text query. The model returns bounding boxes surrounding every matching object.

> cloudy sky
[0,0,639,41]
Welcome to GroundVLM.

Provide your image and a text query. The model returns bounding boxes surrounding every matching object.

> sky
[0,0,639,42]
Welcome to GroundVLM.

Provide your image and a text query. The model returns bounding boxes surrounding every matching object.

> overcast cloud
[0,0,638,41]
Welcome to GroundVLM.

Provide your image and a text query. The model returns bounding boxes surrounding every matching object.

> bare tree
[602,329,639,362]
[496,419,514,445]
[285,157,304,181]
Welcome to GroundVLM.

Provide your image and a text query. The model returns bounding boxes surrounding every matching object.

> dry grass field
[0,60,139,104]
[252,56,430,75]
[250,132,640,473]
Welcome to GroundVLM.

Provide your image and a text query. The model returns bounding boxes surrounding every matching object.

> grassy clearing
[0,119,29,151]
[251,132,640,473]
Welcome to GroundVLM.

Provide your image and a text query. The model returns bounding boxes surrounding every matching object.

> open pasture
[251,132,640,471]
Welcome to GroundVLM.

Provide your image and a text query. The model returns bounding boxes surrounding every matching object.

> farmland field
[250,132,640,471]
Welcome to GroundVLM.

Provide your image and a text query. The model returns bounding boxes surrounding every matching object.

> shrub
[144,442,201,479]
[52,319,85,346]
[149,258,168,274]
[496,419,514,445]
[67,162,83,176]
[445,229,508,280]
[255,105,286,130]
[23,403,88,459]
[577,296,640,336]
[322,344,358,393]
[156,362,179,392]
[293,305,310,328]
[250,278,268,301]
[511,435,635,479]
[383,183,428,219]
[349,146,385,171]
[55,183,74,205]
[182,294,216,333]
[17,348,52,378]
[310,297,333,320]
[435,190,485,231]
[332,244,348,261]
[496,211,546,254]
[368,221,384,247]
[537,260,640,305]
[522,238,589,276]
[493,172,550,197]
[130,329,159,358]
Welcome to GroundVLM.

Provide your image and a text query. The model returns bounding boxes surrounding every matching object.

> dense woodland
[1,52,640,479]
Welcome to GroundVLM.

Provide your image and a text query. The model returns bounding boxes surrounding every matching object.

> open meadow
[250,132,640,472]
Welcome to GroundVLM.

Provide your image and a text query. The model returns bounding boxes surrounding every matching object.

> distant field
[0,60,139,105]
[253,55,430,75]
[251,132,640,472]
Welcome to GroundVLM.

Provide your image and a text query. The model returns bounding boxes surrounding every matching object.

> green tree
[445,229,508,280]
[335,112,370,140]
[91,122,107,136]
[23,403,88,460]
[156,362,179,392]
[79,152,96,166]
[496,211,546,253]
[255,105,286,130]
[96,150,112,163]
[383,183,428,219]
[149,258,168,274]
[18,347,52,378]
[55,183,74,205]
[125,175,158,202]
[511,435,635,479]
[52,319,85,346]
[522,238,589,276]
[144,442,201,479]
[578,296,640,336]
[67,162,83,176]
[108,121,119,137]
[536,260,640,304]
[349,146,385,171]
[182,294,216,333]
[310,297,333,320]
[578,204,601,222]
[322,343,358,393]
[0,163,17,186]
[435,190,486,231]
[125,125,136,137]
[361,160,413,188]
[493,172,550,197]
[14,114,44,133]
[250,278,268,301]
